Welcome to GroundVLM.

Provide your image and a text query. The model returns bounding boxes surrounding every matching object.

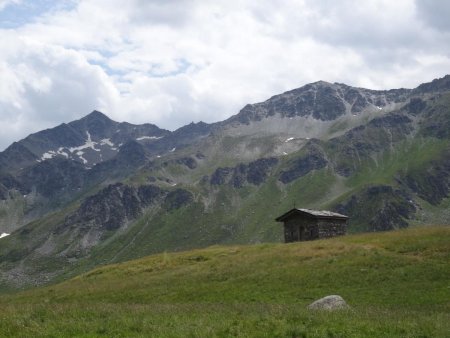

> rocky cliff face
[210,157,278,187]
[335,185,417,231]
[327,112,414,177]
[63,183,163,232]
[35,183,194,258]
[279,141,327,183]
[402,152,450,205]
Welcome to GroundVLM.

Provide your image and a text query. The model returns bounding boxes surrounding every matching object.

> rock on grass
[307,295,349,311]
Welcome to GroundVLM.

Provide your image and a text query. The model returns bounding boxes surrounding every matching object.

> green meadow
[0,226,449,337]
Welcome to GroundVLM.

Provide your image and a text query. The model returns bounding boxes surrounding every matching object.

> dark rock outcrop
[247,158,278,185]
[173,157,197,169]
[0,174,28,198]
[402,155,450,205]
[85,141,148,185]
[163,189,194,210]
[405,97,427,115]
[310,86,347,120]
[368,113,412,130]
[329,113,413,177]
[0,184,7,200]
[279,145,327,183]
[415,75,450,94]
[335,185,416,231]
[23,123,85,152]
[137,185,166,205]
[146,122,212,156]
[195,152,205,159]
[69,110,115,141]
[418,96,450,139]
[210,167,233,185]
[116,141,147,166]
[62,183,166,233]
[0,142,38,172]
[19,158,86,199]
[343,87,369,113]
[210,157,278,187]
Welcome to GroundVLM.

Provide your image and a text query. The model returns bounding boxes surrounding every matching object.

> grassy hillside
[1,131,448,292]
[81,135,449,265]
[0,226,448,337]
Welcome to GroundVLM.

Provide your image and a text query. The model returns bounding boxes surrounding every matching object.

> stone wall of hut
[317,219,347,238]
[283,215,318,242]
[283,216,347,243]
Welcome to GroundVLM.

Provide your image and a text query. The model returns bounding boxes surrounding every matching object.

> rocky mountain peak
[307,80,334,88]
[415,75,450,94]
[83,110,111,122]
[69,110,116,139]
[223,81,350,125]
[0,111,171,172]
[223,79,418,127]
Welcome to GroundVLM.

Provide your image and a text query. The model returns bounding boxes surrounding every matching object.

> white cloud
[0,0,449,150]
[0,31,118,148]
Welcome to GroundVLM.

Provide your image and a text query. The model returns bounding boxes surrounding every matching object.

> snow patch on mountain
[41,147,70,161]
[136,136,163,141]
[0,233,10,239]
[41,152,55,160]
[69,131,100,153]
[38,132,120,166]
[100,138,114,146]
[58,148,69,158]
[78,153,88,164]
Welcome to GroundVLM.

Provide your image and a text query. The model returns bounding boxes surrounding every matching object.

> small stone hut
[275,208,348,243]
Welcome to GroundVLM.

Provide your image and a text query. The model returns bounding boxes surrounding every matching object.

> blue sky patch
[0,0,76,29]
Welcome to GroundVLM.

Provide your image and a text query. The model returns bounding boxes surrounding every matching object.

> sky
[0,0,450,150]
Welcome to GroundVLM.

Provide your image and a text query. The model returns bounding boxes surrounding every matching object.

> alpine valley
[1,75,449,290]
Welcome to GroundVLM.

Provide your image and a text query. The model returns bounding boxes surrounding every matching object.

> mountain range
[0,75,449,289]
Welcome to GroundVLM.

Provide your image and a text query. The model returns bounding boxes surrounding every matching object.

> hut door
[299,226,305,241]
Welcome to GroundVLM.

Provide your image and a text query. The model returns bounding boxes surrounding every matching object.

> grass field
[0,226,449,337]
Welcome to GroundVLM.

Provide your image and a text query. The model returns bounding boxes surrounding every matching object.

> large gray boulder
[307,295,349,310]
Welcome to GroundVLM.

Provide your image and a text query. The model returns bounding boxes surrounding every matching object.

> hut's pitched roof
[275,208,348,222]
